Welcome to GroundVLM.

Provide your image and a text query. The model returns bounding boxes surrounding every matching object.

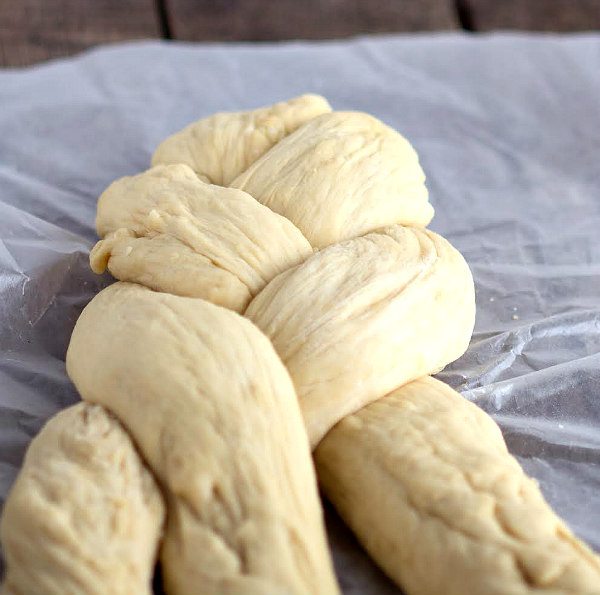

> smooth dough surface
[152,94,331,185]
[0,403,164,595]
[315,376,600,595]
[91,164,312,312]
[246,225,475,446]
[231,111,433,248]
[66,282,340,595]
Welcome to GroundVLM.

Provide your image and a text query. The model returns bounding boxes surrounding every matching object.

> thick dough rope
[2,95,599,595]
[90,164,312,312]
[245,224,474,445]
[316,377,600,594]
[0,403,164,595]
[66,283,340,595]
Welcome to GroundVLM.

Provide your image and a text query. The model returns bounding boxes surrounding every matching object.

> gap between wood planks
[155,0,173,40]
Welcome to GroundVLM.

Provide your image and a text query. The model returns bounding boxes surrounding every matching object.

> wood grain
[1,1,599,73]
[462,0,600,31]
[164,0,460,41]
[0,0,161,67]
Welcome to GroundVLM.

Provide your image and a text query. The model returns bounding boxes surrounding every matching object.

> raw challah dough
[91,163,312,312]
[0,403,164,595]
[152,94,332,185]
[315,376,600,595]
[66,282,340,595]
[246,225,475,446]
[4,94,599,595]
[231,111,433,248]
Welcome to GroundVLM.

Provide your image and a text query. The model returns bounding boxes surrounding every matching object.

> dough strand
[0,403,164,595]
[316,377,600,595]
[66,282,340,595]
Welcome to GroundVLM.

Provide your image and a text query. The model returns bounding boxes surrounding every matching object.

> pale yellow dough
[231,111,433,248]
[152,94,331,185]
[315,376,600,595]
[66,282,340,595]
[91,163,312,312]
[0,403,164,595]
[6,94,599,595]
[246,225,475,446]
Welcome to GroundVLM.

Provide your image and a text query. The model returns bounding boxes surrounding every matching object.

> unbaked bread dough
[231,111,433,248]
[246,225,475,446]
[315,376,600,595]
[66,282,340,595]
[5,94,599,595]
[152,94,331,185]
[0,403,164,595]
[91,163,312,312]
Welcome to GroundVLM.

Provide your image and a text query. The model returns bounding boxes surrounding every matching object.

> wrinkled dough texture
[246,225,475,446]
[315,377,600,595]
[152,94,332,185]
[231,111,433,248]
[66,282,340,595]
[0,403,164,595]
[91,164,312,312]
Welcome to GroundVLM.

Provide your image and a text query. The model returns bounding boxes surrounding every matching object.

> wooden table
[1,0,599,67]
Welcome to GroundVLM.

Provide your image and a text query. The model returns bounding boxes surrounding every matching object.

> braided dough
[66,282,339,595]
[0,403,164,595]
[3,94,599,595]
[90,100,473,445]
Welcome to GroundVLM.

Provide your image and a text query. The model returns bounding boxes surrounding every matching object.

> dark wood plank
[165,0,460,42]
[0,0,161,67]
[462,0,600,31]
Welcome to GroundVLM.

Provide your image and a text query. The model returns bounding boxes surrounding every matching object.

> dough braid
[2,95,599,595]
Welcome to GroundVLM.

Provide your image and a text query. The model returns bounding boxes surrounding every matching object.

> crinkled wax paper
[1,33,599,593]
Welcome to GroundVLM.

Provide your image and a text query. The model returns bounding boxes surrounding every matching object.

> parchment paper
[1,33,599,592]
